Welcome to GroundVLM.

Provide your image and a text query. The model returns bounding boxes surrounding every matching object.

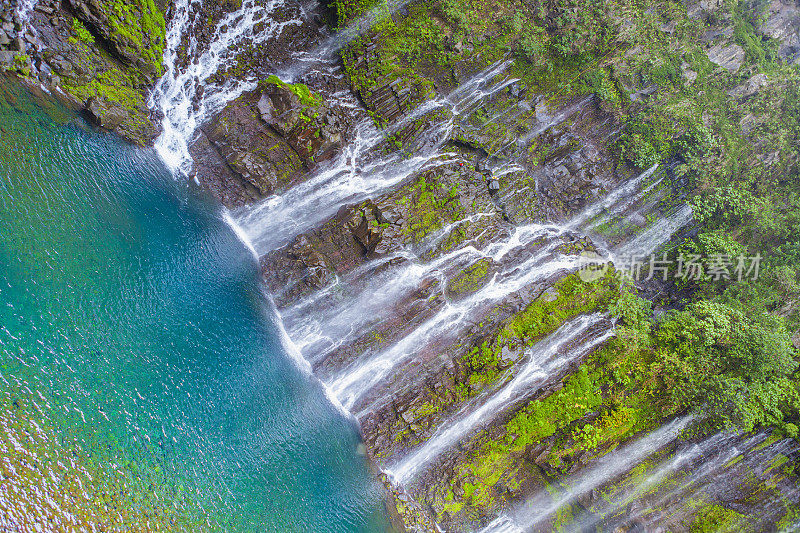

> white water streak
[391,314,614,483]
[15,0,37,26]
[330,232,574,410]
[615,203,693,259]
[239,60,513,253]
[150,0,301,173]
[481,416,693,533]
[287,246,481,360]
[272,304,356,421]
[222,211,259,262]
[280,0,415,81]
[567,431,744,532]
[568,164,659,230]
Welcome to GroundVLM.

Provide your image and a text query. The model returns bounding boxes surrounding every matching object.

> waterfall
[565,431,745,532]
[389,314,615,484]
[480,416,693,533]
[614,203,694,259]
[521,96,593,144]
[238,121,455,254]
[631,433,798,530]
[280,0,415,81]
[270,296,359,421]
[141,1,706,528]
[237,60,514,254]
[329,234,576,411]
[14,0,38,42]
[284,245,484,362]
[586,174,667,230]
[149,0,302,173]
[15,0,36,23]
[567,164,660,230]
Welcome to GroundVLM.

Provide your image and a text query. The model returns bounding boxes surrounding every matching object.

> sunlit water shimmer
[0,76,393,532]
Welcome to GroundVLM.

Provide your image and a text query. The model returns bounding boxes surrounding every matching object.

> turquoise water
[0,76,392,532]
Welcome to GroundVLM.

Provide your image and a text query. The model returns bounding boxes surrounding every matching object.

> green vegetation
[690,503,747,532]
[400,175,465,243]
[101,0,166,75]
[262,75,322,107]
[71,18,96,44]
[447,258,491,296]
[61,65,154,141]
[334,0,800,525]
[331,0,385,26]
[459,270,619,393]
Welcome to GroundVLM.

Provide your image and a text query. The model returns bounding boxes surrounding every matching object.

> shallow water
[0,76,392,532]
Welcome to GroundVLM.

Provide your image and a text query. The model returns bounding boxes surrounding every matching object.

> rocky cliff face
[241,0,800,528]
[11,0,800,530]
[1,0,169,144]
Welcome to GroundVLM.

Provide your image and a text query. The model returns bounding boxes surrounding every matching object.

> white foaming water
[416,212,496,256]
[271,303,357,421]
[329,232,575,411]
[150,0,302,173]
[285,245,483,362]
[481,416,693,533]
[239,61,514,253]
[614,203,693,259]
[630,433,797,529]
[14,0,39,45]
[568,164,660,230]
[391,314,614,484]
[239,124,457,254]
[298,171,683,413]
[15,0,36,24]
[223,211,259,261]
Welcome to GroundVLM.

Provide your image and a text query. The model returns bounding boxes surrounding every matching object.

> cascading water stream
[15,0,36,26]
[480,416,694,533]
[389,314,615,484]
[563,431,747,533]
[567,163,660,230]
[238,60,515,253]
[279,0,415,81]
[614,203,694,259]
[281,212,498,360]
[632,433,798,530]
[329,233,577,411]
[149,0,302,173]
[284,245,485,361]
[144,4,700,529]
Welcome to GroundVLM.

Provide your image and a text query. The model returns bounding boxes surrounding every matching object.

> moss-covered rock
[67,0,166,80]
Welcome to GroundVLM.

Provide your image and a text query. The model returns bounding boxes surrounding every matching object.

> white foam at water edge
[272,305,356,421]
[222,211,259,262]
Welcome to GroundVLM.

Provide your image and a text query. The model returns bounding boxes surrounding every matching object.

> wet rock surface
[12,0,800,528]
[3,0,162,143]
[203,80,344,200]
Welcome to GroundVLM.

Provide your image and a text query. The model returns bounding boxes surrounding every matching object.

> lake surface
[0,75,392,532]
